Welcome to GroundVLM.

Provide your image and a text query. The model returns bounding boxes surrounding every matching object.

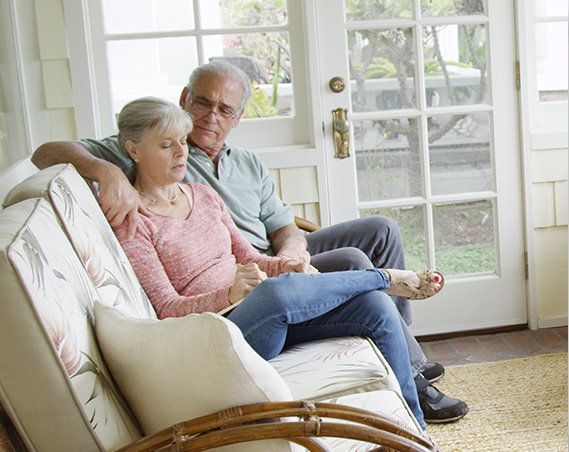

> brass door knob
[329,76,346,93]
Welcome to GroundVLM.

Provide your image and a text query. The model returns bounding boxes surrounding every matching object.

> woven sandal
[383,269,445,300]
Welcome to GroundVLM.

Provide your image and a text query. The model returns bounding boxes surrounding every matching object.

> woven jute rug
[426,353,568,452]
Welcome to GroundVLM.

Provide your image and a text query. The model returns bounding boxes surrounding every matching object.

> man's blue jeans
[227,268,426,430]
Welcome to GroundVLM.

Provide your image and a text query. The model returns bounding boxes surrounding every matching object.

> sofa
[0,164,437,452]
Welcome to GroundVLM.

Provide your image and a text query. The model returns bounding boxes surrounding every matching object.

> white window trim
[62,0,110,138]
[62,0,316,149]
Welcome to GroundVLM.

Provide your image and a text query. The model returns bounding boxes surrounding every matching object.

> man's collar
[188,142,231,158]
[220,143,232,156]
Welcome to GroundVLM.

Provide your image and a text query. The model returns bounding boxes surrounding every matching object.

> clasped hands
[228,259,318,305]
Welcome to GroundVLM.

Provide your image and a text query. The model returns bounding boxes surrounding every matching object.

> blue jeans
[227,268,426,430]
[305,216,428,376]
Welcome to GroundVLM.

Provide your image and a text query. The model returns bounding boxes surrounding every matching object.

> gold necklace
[139,191,179,203]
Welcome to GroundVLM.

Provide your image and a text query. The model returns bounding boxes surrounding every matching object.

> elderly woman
[112,96,445,431]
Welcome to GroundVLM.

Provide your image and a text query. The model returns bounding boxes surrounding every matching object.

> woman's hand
[229,263,268,304]
[282,260,319,274]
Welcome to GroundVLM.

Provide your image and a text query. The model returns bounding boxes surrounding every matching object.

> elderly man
[32,60,468,424]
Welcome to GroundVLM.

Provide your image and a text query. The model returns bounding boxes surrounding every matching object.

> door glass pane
[354,118,423,201]
[202,32,293,118]
[421,0,485,17]
[428,112,493,195]
[102,0,194,34]
[200,0,288,28]
[423,24,488,107]
[434,200,496,276]
[361,206,427,269]
[345,0,412,21]
[348,28,417,112]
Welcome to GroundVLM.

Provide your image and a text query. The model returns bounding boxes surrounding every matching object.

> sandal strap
[385,269,444,300]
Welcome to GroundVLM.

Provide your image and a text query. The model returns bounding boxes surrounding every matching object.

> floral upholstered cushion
[3,164,155,320]
[94,302,296,452]
[269,336,400,401]
[0,198,142,452]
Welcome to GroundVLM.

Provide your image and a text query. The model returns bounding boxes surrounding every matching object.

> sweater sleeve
[114,218,234,318]
[213,189,288,277]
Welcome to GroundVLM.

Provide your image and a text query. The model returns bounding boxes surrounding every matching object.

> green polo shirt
[79,136,294,252]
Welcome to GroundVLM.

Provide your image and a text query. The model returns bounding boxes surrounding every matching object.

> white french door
[313,0,527,335]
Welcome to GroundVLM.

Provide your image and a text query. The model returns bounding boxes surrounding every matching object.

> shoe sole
[427,371,445,384]
[424,407,469,424]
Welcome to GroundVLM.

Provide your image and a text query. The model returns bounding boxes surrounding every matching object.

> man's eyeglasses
[189,98,239,121]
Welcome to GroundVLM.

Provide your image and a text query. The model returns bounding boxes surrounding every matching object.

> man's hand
[276,238,312,264]
[269,223,311,264]
[282,260,319,274]
[32,141,144,240]
[229,263,267,304]
[97,166,144,240]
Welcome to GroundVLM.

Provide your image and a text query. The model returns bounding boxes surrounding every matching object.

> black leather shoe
[415,375,469,423]
[420,362,445,383]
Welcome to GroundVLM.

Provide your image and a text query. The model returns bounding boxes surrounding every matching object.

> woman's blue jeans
[227,268,426,430]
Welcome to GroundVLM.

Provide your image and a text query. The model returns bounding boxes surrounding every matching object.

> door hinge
[515,61,521,91]
[523,251,529,279]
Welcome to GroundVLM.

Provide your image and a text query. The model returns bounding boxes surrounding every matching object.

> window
[67,0,311,148]
[101,0,293,120]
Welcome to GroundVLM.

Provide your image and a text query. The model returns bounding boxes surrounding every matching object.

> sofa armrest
[116,401,438,452]
[294,216,320,232]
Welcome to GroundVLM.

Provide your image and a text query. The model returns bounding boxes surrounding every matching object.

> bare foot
[383,269,444,300]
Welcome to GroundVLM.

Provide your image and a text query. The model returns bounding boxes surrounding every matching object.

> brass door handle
[332,108,350,159]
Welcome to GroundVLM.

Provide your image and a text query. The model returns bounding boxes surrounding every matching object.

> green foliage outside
[243,83,279,118]
[400,241,495,276]
[435,243,495,275]
[345,0,486,83]
[345,0,484,19]
[362,204,496,276]
[223,0,287,27]
[221,0,290,119]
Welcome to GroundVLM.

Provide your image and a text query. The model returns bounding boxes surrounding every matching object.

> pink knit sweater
[113,183,288,318]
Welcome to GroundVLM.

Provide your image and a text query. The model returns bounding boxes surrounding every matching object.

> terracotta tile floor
[418,326,568,367]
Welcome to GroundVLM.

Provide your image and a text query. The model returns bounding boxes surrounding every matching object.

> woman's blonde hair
[118,97,193,181]
[118,96,193,151]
